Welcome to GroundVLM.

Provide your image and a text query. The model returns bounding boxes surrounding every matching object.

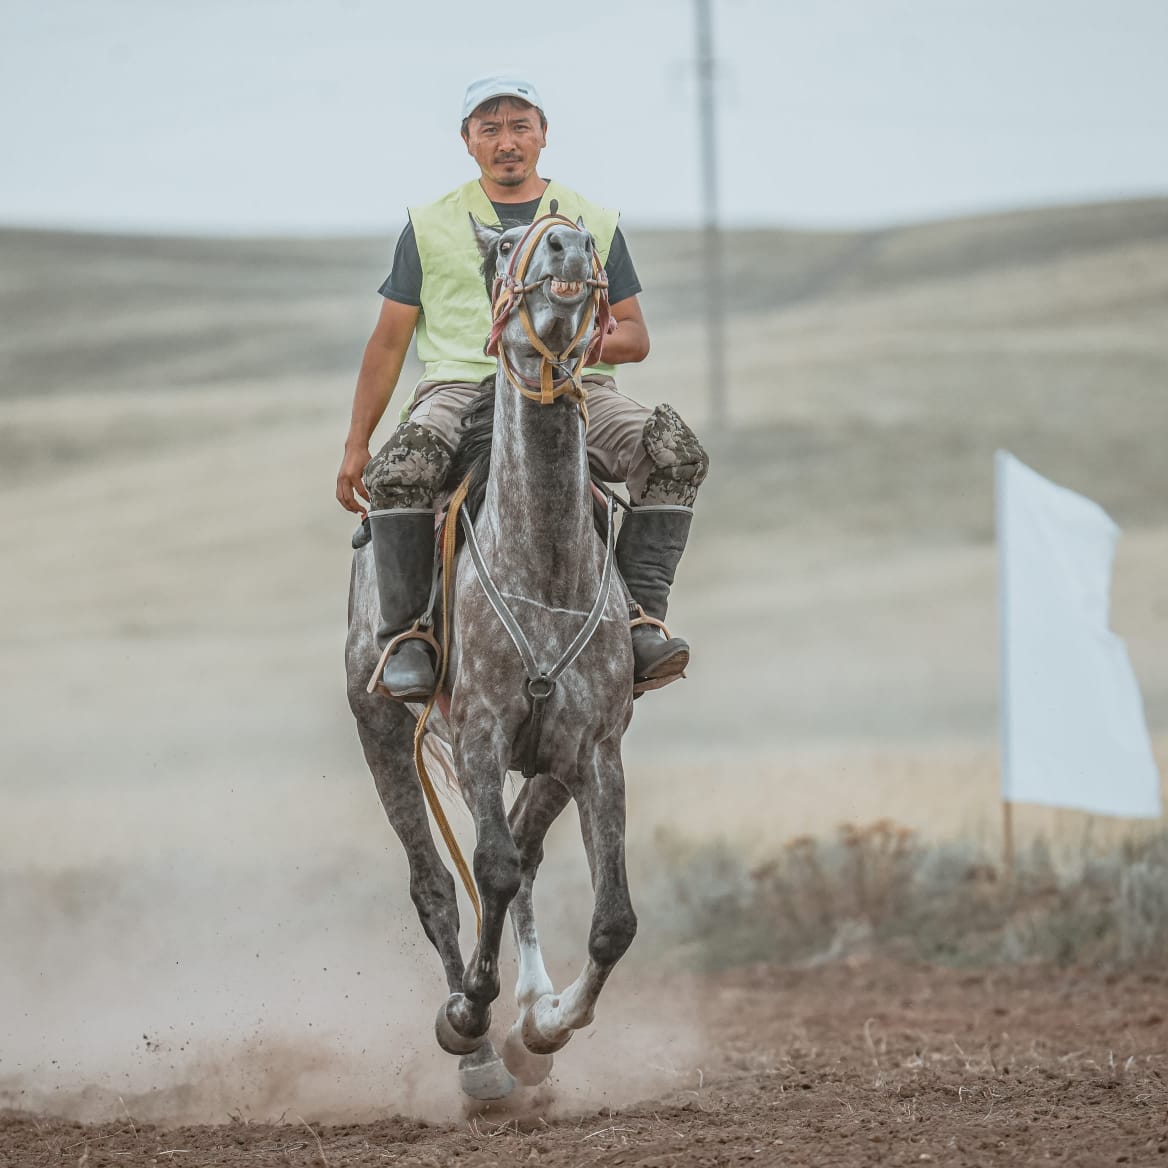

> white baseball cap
[461,76,545,122]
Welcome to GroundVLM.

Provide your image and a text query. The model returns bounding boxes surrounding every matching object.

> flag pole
[995,451,1016,882]
[1001,799,1015,883]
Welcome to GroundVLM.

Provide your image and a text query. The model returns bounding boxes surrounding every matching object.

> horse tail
[419,726,461,799]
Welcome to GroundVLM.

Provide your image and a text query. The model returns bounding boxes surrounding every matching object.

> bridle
[484,210,611,415]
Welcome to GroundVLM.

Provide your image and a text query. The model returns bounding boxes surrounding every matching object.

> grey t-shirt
[379,193,642,307]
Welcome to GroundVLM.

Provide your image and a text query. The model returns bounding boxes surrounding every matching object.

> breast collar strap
[458,491,617,778]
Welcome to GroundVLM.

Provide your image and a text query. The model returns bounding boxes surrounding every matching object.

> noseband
[485,211,611,414]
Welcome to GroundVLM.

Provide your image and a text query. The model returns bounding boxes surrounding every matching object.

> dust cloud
[0,774,705,1124]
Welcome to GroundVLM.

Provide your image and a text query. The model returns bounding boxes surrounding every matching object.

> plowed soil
[5,961,1166,1167]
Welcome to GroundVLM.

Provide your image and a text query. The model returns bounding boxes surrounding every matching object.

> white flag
[997,451,1161,818]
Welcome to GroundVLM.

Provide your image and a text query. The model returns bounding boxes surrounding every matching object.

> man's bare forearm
[346,340,409,449]
[338,301,420,510]
[344,300,421,453]
[592,296,650,366]
[597,317,650,364]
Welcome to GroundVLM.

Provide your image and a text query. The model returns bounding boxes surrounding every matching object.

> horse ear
[468,213,502,259]
[576,215,586,230]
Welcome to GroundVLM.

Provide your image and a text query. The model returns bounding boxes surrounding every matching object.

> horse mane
[479,238,500,301]
[446,377,497,526]
[477,216,529,300]
[444,380,608,539]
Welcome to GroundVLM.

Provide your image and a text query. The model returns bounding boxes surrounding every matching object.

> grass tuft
[640,822,1168,971]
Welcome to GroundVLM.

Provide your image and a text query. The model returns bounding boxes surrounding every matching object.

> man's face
[463,99,547,189]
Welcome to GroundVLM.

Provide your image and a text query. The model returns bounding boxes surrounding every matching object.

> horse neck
[482,365,595,595]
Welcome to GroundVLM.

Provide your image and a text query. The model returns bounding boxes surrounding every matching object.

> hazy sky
[3,0,1167,233]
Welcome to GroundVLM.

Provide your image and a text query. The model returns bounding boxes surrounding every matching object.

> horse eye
[500,241,513,253]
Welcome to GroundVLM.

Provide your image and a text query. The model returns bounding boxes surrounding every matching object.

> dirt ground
[4,960,1166,1167]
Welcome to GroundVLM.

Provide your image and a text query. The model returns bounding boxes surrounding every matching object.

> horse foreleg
[521,741,637,1057]
[509,773,573,1006]
[351,698,465,995]
[436,735,519,1057]
[501,773,572,1084]
[353,699,515,1096]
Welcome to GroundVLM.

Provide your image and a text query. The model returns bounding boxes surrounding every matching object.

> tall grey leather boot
[368,509,437,701]
[615,504,694,688]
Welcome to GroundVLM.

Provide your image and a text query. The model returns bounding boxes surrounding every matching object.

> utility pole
[695,0,727,428]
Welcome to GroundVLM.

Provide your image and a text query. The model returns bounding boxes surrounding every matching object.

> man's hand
[337,443,372,515]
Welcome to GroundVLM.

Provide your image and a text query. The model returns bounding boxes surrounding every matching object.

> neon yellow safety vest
[408,179,620,387]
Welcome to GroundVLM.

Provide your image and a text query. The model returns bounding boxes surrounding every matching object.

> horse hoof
[459,1038,516,1100]
[521,995,572,1056]
[502,1022,554,1085]
[435,996,487,1056]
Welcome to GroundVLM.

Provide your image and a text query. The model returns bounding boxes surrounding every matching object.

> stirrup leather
[366,621,442,699]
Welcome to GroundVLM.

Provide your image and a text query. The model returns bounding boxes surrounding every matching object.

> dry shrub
[758,820,919,927]
[1117,834,1168,962]
[640,822,1168,971]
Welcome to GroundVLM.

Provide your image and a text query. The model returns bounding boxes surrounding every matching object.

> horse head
[471,212,609,402]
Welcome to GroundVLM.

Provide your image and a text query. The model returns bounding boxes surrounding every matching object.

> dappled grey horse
[345,211,636,1099]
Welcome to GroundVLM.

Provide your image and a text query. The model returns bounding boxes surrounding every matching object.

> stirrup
[366,622,442,699]
[629,608,688,695]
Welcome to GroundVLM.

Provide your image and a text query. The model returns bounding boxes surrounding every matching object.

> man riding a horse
[336,76,709,700]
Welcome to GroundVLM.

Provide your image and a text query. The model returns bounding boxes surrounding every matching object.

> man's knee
[637,404,710,507]
[363,420,454,511]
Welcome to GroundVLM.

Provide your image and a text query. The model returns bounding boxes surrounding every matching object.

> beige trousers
[408,375,655,501]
